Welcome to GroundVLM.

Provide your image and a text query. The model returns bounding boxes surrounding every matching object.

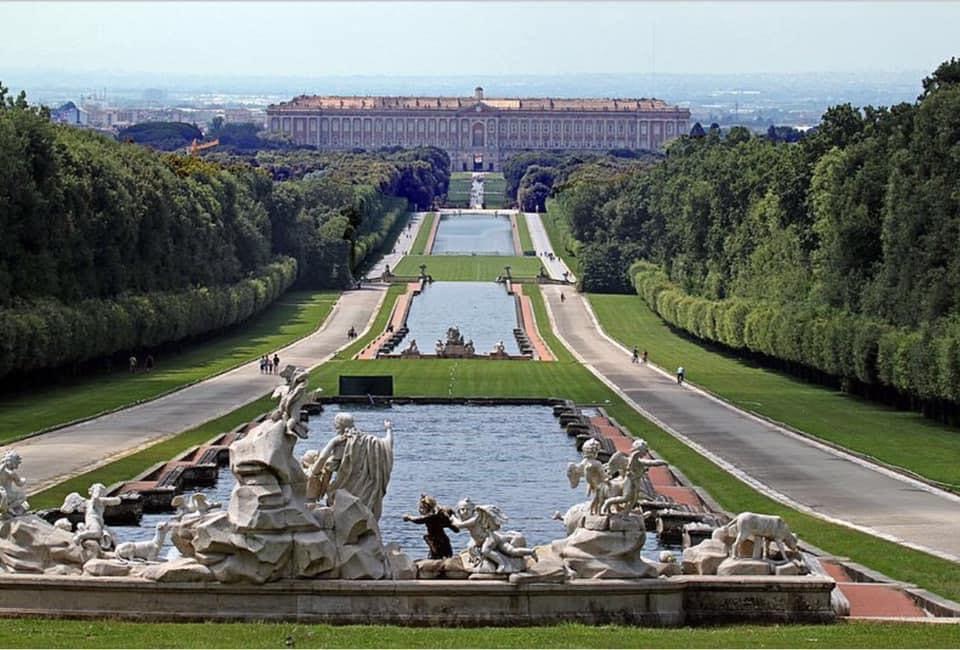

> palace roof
[268,95,680,113]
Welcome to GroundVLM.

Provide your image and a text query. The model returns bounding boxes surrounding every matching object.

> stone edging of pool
[0,574,834,626]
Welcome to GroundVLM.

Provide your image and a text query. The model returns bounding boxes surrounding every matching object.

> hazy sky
[1,1,958,77]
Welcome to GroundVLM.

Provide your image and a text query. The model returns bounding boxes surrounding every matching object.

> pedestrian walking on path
[631,347,640,364]
[560,292,565,303]
[642,350,648,364]
[676,366,685,385]
[273,353,280,374]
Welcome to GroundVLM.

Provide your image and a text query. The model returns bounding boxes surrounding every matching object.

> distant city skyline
[1,1,958,79]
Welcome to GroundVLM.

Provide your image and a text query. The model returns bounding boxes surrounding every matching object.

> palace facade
[266,87,690,171]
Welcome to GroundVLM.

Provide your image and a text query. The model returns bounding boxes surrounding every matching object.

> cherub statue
[402,494,459,559]
[464,340,475,356]
[601,438,667,514]
[304,413,394,519]
[451,497,536,573]
[566,438,609,515]
[60,483,122,550]
[0,451,29,517]
[405,339,419,355]
[493,340,506,354]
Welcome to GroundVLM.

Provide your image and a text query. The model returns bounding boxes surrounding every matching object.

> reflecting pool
[115,404,675,561]
[432,213,514,255]
[401,281,520,355]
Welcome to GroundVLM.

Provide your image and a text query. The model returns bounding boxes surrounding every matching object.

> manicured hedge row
[352,197,409,271]
[631,261,960,404]
[0,257,298,380]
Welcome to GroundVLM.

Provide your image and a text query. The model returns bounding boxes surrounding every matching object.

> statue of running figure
[451,497,536,573]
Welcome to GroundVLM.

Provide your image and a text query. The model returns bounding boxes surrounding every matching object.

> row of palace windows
[273,116,683,138]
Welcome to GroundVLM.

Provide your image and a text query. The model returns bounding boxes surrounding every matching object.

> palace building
[266,87,690,171]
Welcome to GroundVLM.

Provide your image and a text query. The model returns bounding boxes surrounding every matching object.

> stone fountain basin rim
[0,574,835,592]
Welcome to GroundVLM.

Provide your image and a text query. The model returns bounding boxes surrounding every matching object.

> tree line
[0,84,450,382]
[548,59,960,421]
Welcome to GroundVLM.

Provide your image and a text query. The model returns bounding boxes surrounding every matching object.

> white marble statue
[566,438,609,515]
[115,520,170,562]
[602,439,667,514]
[451,497,535,574]
[0,451,29,517]
[492,340,506,355]
[61,483,122,550]
[404,339,420,355]
[305,413,394,520]
[272,365,314,440]
[682,512,808,576]
[171,493,221,521]
[718,512,801,561]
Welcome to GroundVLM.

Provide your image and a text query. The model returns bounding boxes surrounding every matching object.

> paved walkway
[540,284,960,562]
[12,235,427,496]
[364,212,428,281]
[17,212,429,492]
[525,212,576,282]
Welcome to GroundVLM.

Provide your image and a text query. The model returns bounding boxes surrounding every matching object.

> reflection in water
[115,404,675,561]
[432,213,514,255]
[401,282,520,355]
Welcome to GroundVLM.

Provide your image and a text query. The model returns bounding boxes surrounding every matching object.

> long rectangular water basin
[114,403,673,561]
[400,281,521,355]
[431,212,515,255]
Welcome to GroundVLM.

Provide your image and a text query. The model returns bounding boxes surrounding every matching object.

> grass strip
[408,213,435,255]
[2,620,959,648]
[515,212,535,253]
[0,291,338,445]
[589,294,960,489]
[394,255,542,281]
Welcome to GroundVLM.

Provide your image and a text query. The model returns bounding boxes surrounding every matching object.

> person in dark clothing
[145,355,154,372]
[273,353,280,373]
[403,494,460,559]
[631,347,639,364]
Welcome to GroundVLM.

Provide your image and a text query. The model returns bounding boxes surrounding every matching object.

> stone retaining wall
[0,575,834,626]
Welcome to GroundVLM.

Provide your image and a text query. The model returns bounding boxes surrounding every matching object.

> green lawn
[515,212,535,254]
[408,213,435,255]
[0,291,338,445]
[3,620,959,648]
[394,255,543,281]
[445,175,472,208]
[589,294,960,490]
[26,286,960,605]
[483,173,508,208]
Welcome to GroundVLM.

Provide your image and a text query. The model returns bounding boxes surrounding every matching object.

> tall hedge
[632,261,960,407]
[0,257,297,380]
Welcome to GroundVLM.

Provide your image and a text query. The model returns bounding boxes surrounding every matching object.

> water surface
[114,404,672,560]
[432,213,514,255]
[401,281,520,355]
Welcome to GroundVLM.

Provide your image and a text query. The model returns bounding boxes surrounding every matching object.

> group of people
[630,347,649,365]
[128,354,154,373]
[632,346,685,384]
[259,353,281,374]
